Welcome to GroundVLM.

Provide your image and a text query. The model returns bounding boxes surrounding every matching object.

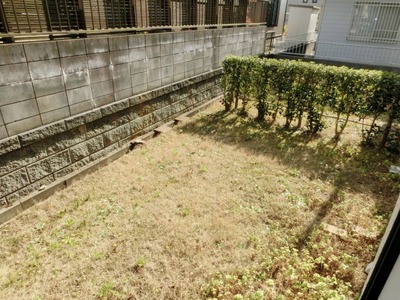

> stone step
[174,116,190,124]
[154,124,173,135]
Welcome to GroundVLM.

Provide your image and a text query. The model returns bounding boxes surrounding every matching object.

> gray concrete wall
[0,26,267,212]
[0,26,266,139]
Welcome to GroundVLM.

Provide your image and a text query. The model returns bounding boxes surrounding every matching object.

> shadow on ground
[181,107,400,247]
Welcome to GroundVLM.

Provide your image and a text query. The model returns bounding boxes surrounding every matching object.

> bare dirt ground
[1,102,399,299]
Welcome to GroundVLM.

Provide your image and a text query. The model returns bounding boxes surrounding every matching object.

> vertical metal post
[35,0,44,31]
[43,0,53,31]
[22,0,32,32]
[64,0,72,30]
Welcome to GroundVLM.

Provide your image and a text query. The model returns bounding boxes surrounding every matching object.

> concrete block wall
[0,26,266,212]
[0,26,266,139]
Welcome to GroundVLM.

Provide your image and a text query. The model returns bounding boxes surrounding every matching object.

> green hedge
[221,56,400,148]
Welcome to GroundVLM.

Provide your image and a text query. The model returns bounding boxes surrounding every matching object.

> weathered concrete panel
[33,76,64,98]
[70,100,94,115]
[40,107,71,125]
[147,57,160,70]
[129,35,145,49]
[89,67,112,83]
[0,44,26,65]
[110,50,129,65]
[86,38,109,54]
[37,92,69,113]
[131,72,147,87]
[161,55,173,67]
[148,80,161,90]
[146,46,161,59]
[94,94,114,107]
[162,66,174,78]
[114,76,131,92]
[1,99,39,124]
[161,43,173,56]
[29,59,62,80]
[129,48,146,62]
[64,72,90,90]
[113,64,130,78]
[0,63,30,86]
[24,42,58,62]
[67,86,92,105]
[130,60,147,74]
[6,116,42,137]
[147,69,161,82]
[109,36,128,51]
[115,89,132,101]
[0,126,7,140]
[58,40,86,57]
[145,34,160,46]
[0,82,35,105]
[88,53,111,69]
[61,56,88,73]
[91,80,113,98]
[132,83,148,95]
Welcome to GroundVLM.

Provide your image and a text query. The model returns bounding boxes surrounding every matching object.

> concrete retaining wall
[0,27,266,138]
[0,26,266,214]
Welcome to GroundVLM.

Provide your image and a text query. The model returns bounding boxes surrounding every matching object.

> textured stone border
[0,94,222,226]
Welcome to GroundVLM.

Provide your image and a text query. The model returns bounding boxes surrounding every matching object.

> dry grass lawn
[0,102,399,299]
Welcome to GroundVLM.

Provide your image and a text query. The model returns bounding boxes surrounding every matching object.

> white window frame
[347,1,400,44]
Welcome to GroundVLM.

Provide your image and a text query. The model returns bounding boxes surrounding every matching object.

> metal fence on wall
[0,0,280,42]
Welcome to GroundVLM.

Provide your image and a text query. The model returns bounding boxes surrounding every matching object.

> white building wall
[286,6,315,37]
[315,0,400,67]
[317,0,353,43]
[378,255,400,300]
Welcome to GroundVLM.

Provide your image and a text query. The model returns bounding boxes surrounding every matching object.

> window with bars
[45,0,84,31]
[148,0,170,26]
[348,2,400,43]
[104,0,134,28]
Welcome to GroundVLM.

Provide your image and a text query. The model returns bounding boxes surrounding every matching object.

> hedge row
[221,56,400,148]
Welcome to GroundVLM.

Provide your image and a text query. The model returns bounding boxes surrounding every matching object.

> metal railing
[0,0,280,42]
[273,32,318,55]
[272,34,400,68]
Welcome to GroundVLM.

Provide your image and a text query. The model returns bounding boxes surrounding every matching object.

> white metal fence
[273,35,400,68]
